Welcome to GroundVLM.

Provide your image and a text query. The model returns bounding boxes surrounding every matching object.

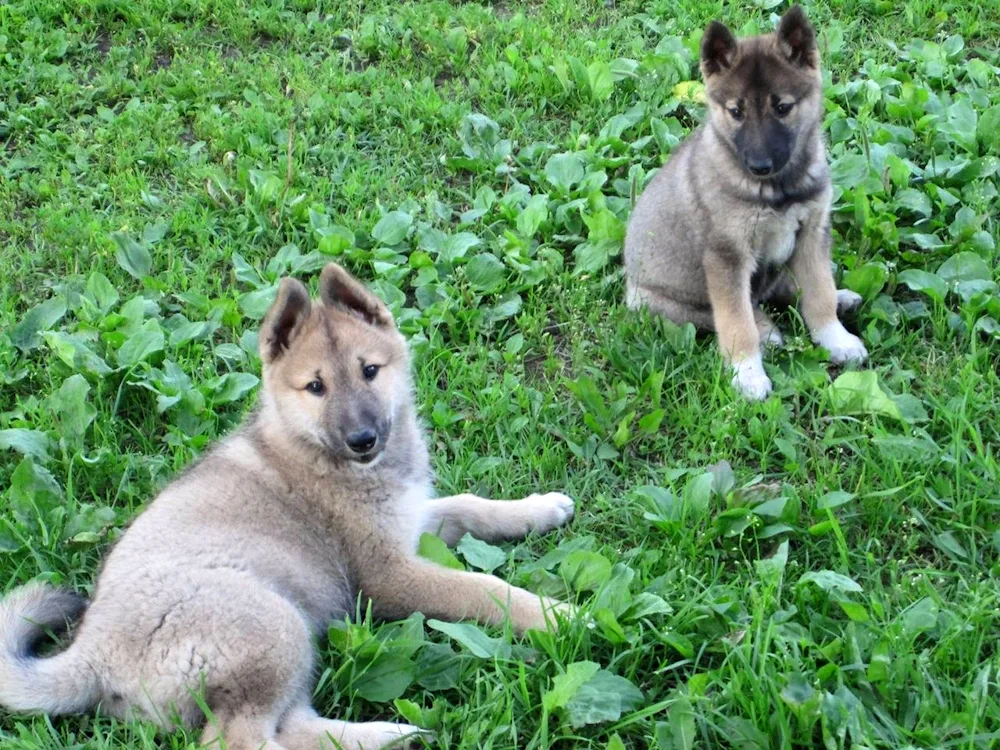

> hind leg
[759,269,861,336]
[276,705,424,750]
[193,590,311,750]
[194,587,312,750]
[754,308,784,347]
[759,268,862,317]
[836,288,862,314]
[630,279,783,346]
[759,269,799,310]
[103,570,314,749]
[625,282,715,330]
[754,269,796,347]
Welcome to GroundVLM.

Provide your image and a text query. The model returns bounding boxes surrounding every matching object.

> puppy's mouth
[319,440,384,465]
[744,163,789,181]
[351,449,381,465]
[318,424,391,466]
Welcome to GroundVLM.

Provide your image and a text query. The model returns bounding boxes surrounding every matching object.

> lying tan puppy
[0,263,575,749]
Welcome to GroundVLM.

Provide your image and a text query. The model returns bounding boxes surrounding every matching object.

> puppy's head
[258,263,409,467]
[700,5,823,180]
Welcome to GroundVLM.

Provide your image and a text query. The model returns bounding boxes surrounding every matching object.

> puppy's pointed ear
[701,21,738,77]
[260,277,311,363]
[777,5,817,68]
[320,263,394,328]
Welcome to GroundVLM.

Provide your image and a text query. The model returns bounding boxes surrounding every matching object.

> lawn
[1,0,999,747]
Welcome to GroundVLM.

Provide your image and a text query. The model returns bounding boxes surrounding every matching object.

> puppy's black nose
[346,430,377,454]
[747,158,773,176]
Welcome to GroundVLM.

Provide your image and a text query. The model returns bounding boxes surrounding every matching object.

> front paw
[815,322,868,364]
[363,722,431,749]
[731,356,772,400]
[518,596,575,634]
[517,492,575,534]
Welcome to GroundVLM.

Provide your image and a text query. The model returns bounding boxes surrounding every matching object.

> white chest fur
[751,201,813,266]
[390,483,434,550]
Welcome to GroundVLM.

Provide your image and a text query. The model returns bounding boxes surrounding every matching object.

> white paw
[520,596,576,633]
[731,355,772,400]
[519,492,575,533]
[836,288,863,313]
[815,321,868,364]
[761,325,785,347]
[364,722,428,749]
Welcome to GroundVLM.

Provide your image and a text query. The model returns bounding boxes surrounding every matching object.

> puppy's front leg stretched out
[422,492,575,545]
[361,553,569,634]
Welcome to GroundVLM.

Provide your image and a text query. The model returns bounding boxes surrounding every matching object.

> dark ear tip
[278,275,308,295]
[319,263,355,302]
[320,262,347,279]
[321,263,362,298]
[703,20,732,41]
[703,21,736,48]
[780,4,812,30]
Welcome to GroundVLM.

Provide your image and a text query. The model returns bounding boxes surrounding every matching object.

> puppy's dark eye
[362,364,380,381]
[305,380,325,396]
[728,106,744,121]
[774,101,794,117]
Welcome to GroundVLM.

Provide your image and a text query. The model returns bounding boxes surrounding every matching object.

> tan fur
[624,5,867,400]
[0,263,575,749]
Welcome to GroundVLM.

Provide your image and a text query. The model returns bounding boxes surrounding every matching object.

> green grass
[2,0,999,747]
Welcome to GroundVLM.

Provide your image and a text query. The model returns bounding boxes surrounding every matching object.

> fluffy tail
[0,584,100,715]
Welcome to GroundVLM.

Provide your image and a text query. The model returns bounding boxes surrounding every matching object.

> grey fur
[624,5,867,400]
